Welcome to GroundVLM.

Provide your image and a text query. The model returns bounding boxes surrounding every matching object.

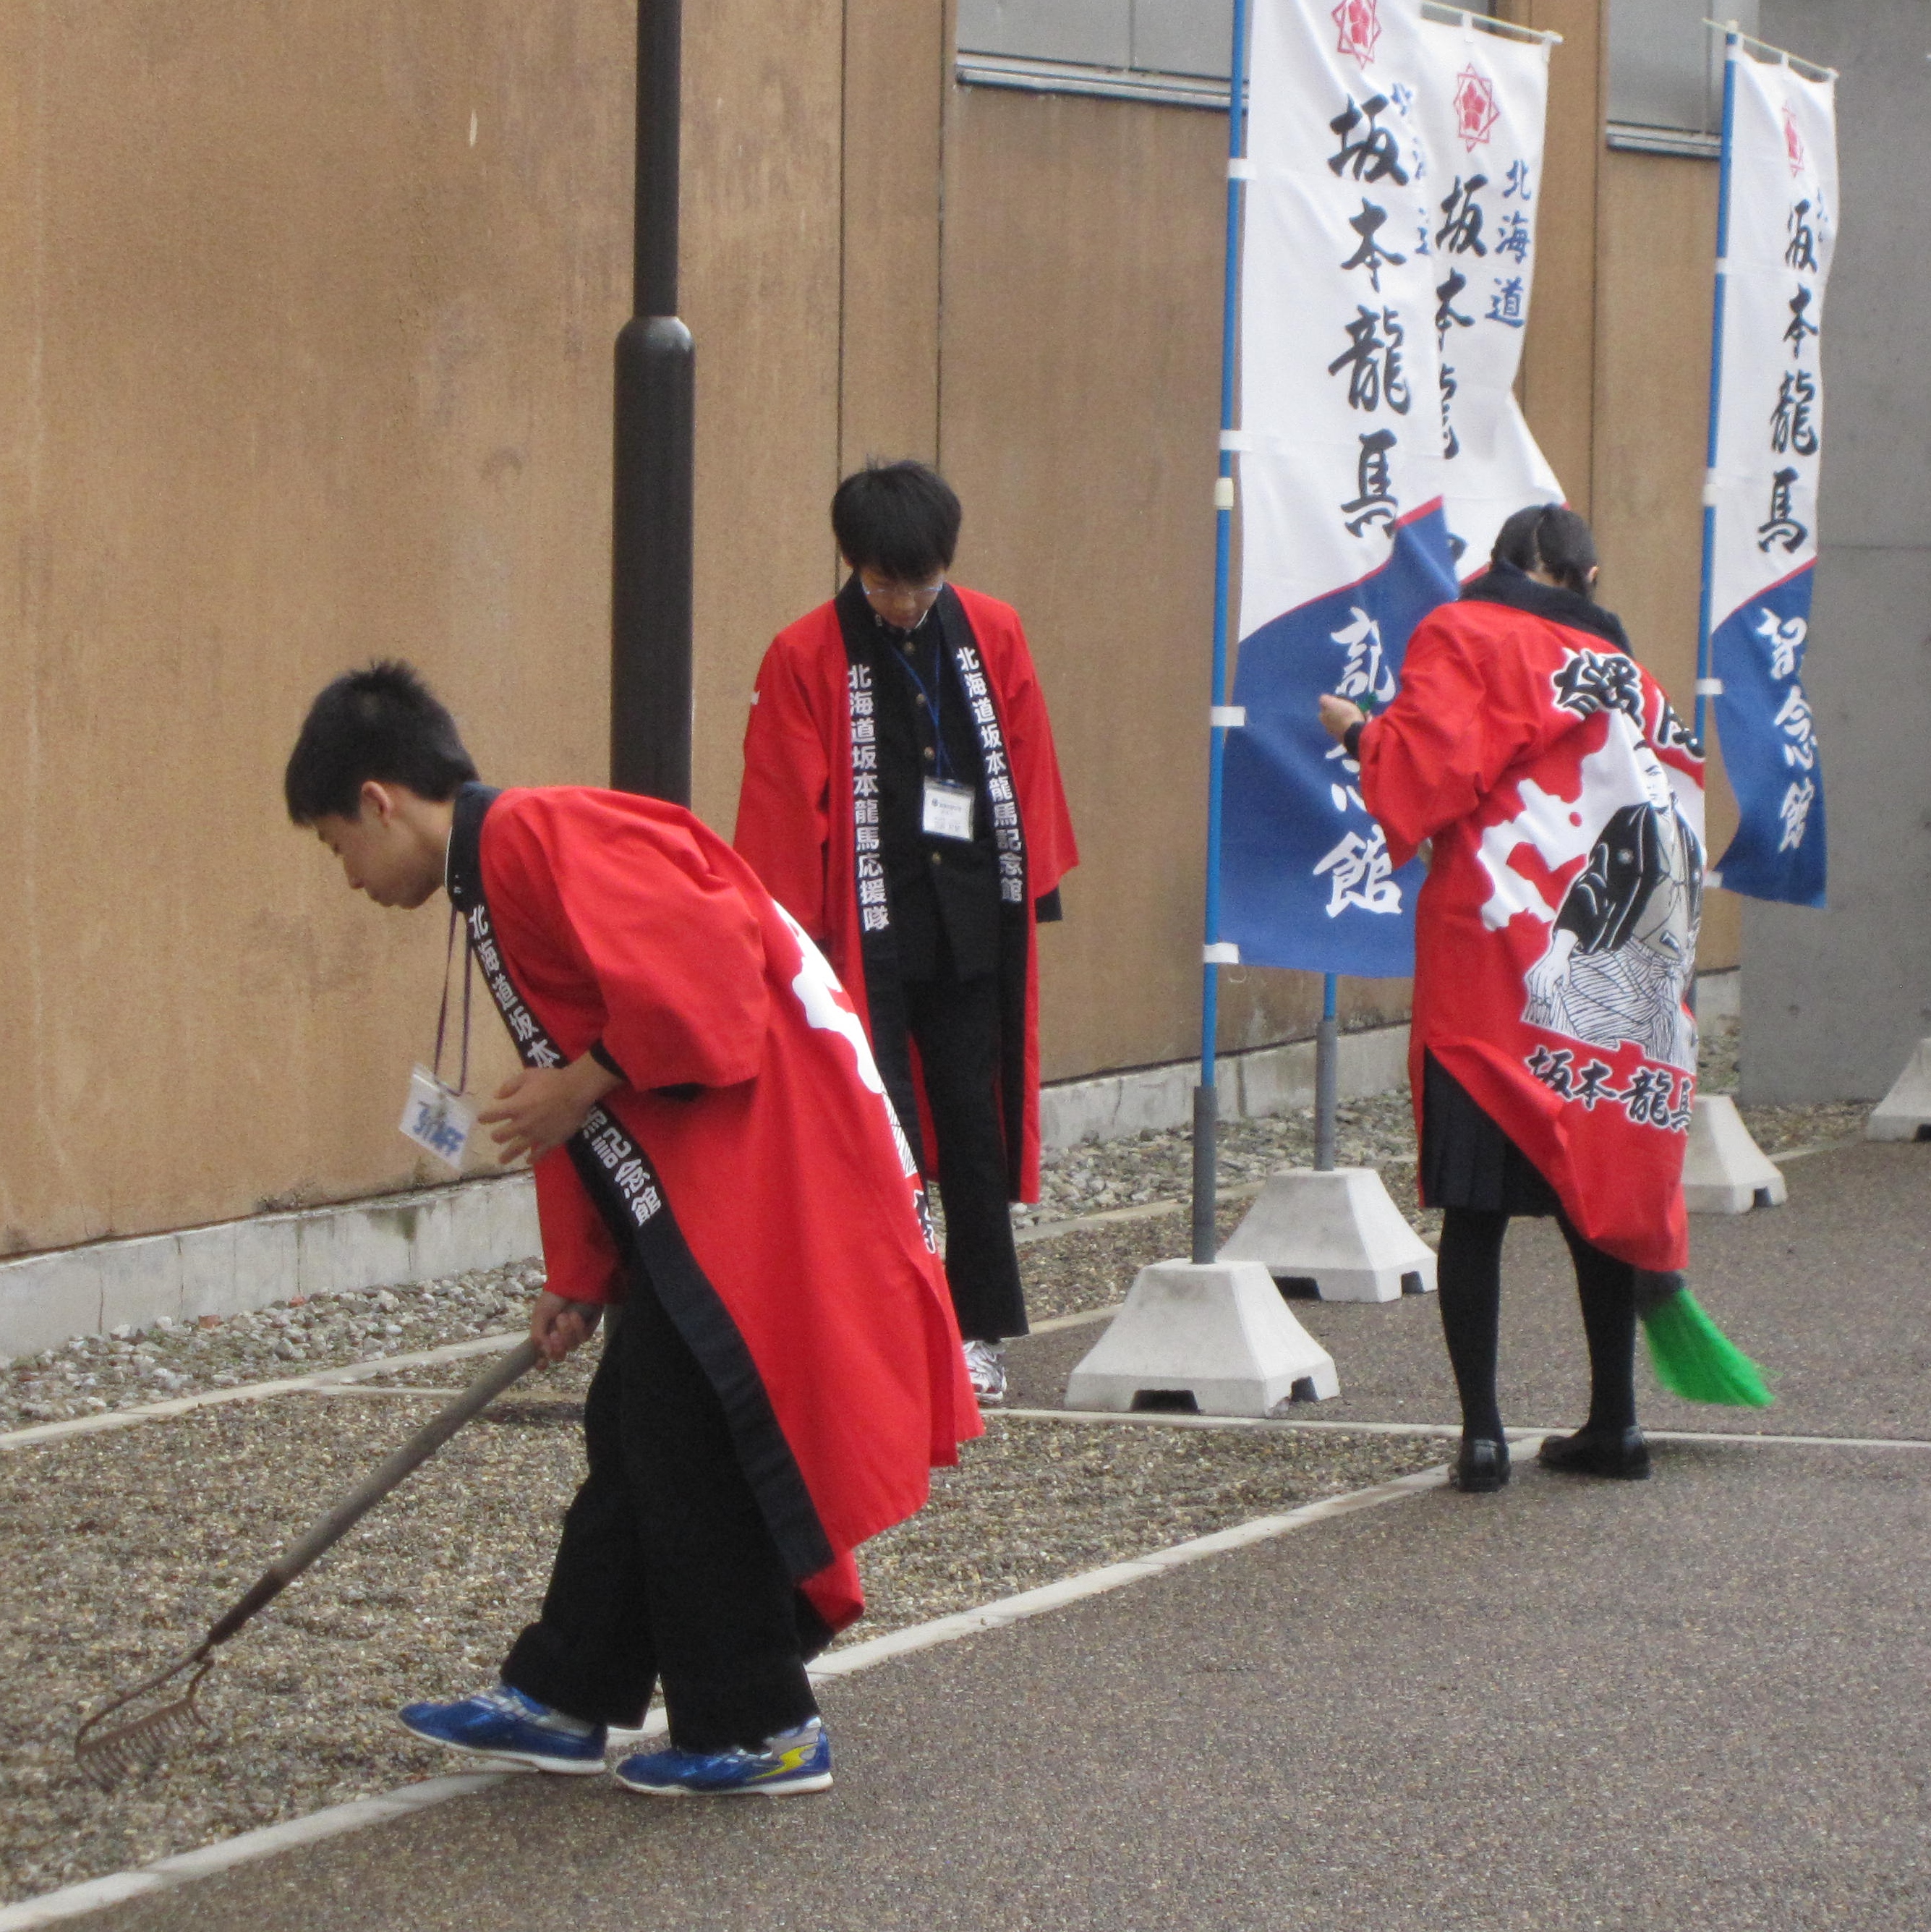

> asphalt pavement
[65,1140,1931,1931]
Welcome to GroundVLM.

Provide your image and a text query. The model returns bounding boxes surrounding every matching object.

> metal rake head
[74,1650,215,1790]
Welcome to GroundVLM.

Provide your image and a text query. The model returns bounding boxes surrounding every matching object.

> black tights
[1435,1208,1638,1442]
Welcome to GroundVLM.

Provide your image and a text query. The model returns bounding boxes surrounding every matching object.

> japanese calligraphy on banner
[1412,10,1563,576]
[1221,0,1561,976]
[1704,50,1836,907]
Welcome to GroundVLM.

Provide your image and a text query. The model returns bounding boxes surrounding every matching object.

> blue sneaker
[610,1717,832,1797]
[397,1684,609,1774]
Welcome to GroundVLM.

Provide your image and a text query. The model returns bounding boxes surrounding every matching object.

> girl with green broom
[1318,506,1770,1492]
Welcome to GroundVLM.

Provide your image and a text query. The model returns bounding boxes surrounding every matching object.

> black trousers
[500,1270,827,1753]
[901,971,1028,1342]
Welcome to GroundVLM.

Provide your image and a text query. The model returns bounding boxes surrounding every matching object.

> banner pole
[1313,973,1339,1170]
[1693,25,1742,754]
[1193,0,1252,1268]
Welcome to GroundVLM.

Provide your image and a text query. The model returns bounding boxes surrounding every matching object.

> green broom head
[1638,1282,1773,1408]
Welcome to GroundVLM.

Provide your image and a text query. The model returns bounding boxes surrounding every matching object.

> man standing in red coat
[736,462,1078,1403]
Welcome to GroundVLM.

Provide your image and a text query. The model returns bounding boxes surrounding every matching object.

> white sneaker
[963,1339,1007,1404]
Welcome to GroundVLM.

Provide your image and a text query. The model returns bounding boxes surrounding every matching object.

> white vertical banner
[1222,0,1561,977]
[1412,10,1563,576]
[1233,0,1449,650]
[1704,48,1836,906]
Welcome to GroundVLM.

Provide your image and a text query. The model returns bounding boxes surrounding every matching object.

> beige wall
[934,85,1408,1084]
[1590,146,1742,969]
[0,1,1743,1256]
[685,0,847,830]
[0,0,853,1255]
[1512,0,1603,519]
[0,4,629,1254]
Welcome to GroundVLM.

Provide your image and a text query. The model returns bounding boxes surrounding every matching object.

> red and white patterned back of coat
[1360,600,1705,1273]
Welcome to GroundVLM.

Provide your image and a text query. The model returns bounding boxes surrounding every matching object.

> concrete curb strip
[0,971,1755,1358]
[0,1021,1421,1360]
[0,1176,540,1361]
[0,1467,1449,1929]
[4,1130,1857,1457]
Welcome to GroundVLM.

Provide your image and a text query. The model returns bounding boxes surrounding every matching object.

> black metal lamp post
[610,0,694,805]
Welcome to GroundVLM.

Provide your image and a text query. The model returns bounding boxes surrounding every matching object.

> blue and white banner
[1222,0,1560,976]
[1704,48,1836,907]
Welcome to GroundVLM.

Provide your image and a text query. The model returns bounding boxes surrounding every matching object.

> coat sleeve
[734,638,835,942]
[1356,613,1543,867]
[489,796,770,1093]
[989,609,1079,900]
[531,1150,623,1306]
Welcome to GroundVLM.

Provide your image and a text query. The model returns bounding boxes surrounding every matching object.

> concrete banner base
[1683,1095,1788,1213]
[1216,1167,1436,1303]
[1063,1259,1340,1418]
[1867,1039,1931,1142]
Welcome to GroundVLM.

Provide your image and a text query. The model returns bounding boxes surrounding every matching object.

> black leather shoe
[1537,1425,1651,1480]
[1449,1437,1511,1492]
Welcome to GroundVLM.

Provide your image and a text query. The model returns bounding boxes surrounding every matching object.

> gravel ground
[0,1017,1867,1431]
[0,1016,1875,1904]
[0,1267,545,1433]
[1018,1090,1422,1232]
[0,1395,1438,1905]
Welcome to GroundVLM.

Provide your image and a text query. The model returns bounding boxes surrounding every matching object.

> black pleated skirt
[1419,1052,1561,1216]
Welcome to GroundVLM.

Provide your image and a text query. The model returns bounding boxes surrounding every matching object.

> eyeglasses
[860,576,945,610]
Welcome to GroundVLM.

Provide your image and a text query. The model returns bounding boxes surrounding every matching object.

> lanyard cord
[431,903,474,1095]
[889,630,955,783]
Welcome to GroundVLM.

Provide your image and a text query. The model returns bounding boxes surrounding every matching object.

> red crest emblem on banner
[1452,66,1501,151]
[1782,105,1807,176]
[1331,0,1381,67]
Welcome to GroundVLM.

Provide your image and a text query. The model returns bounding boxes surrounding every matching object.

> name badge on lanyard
[922,778,976,843]
[399,1065,478,1171]
[401,901,477,1172]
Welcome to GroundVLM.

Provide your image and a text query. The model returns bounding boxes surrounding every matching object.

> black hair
[284,660,478,823]
[1491,503,1598,597]
[830,459,962,582]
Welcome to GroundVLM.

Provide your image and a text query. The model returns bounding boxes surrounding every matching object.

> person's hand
[479,1055,623,1166]
[529,1290,602,1364]
[1318,694,1367,742]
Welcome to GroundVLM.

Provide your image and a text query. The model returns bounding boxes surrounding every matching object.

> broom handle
[205,1337,542,1647]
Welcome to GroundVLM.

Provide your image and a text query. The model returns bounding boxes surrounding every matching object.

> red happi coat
[1357,591,1706,1273]
[733,584,1078,1204]
[472,787,979,1630]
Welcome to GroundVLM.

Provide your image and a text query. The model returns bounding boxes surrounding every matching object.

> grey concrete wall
[1742,2,1931,1102]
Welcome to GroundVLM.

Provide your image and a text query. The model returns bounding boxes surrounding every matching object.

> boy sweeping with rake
[284,663,977,1797]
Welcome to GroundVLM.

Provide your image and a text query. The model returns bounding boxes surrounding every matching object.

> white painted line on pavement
[1025,1304,1122,1335]
[1642,1426,1931,1450]
[1,1464,1448,1928]
[997,1408,1931,1452]
[811,1461,1450,1687]
[0,1334,522,1453]
[999,1406,1466,1438]
[0,1774,509,1931]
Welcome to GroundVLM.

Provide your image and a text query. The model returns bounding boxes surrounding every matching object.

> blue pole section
[1693,28,1742,754]
[1192,0,1252,1267]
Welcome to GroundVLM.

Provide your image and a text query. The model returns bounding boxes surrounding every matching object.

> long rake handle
[205,1337,541,1646]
